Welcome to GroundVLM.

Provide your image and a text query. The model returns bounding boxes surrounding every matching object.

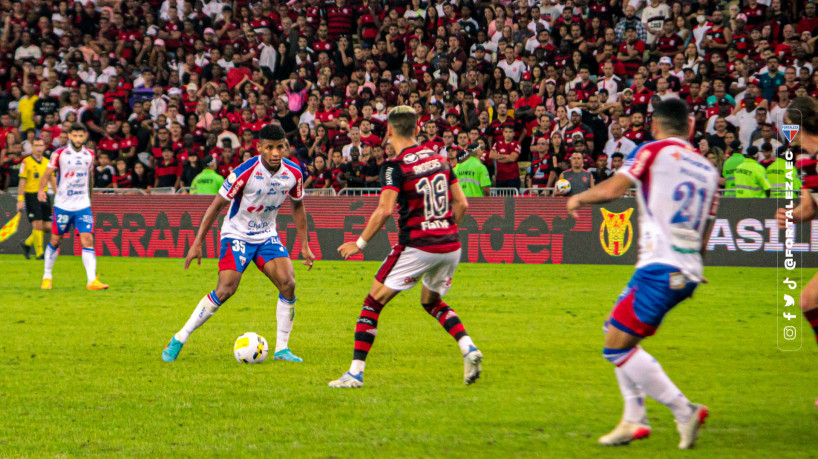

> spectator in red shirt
[515,80,543,112]
[155,147,183,189]
[328,149,347,192]
[217,146,240,178]
[623,112,653,145]
[490,125,521,189]
[98,121,121,161]
[617,27,645,78]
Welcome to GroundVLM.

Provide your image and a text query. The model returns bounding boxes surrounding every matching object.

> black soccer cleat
[20,241,31,260]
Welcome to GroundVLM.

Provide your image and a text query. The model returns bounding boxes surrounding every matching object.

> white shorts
[374,246,461,295]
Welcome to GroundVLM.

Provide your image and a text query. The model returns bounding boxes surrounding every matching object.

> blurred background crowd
[0,0,814,197]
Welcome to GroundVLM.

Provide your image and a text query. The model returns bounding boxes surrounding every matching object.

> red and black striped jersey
[381,144,460,253]
[798,156,818,192]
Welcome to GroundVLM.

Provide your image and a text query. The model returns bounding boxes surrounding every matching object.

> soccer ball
[555,179,571,194]
[233,332,269,364]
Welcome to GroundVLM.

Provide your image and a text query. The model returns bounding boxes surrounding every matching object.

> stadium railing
[489,187,520,196]
[338,188,382,196]
[92,188,148,195]
[149,187,177,195]
[304,188,337,196]
[519,187,554,196]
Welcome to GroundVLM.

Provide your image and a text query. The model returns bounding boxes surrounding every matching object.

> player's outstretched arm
[566,173,631,219]
[291,198,314,270]
[338,189,398,259]
[777,190,817,229]
[450,181,469,226]
[185,195,230,269]
[38,166,57,202]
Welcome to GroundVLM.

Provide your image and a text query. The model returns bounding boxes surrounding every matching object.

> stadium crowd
[0,0,814,197]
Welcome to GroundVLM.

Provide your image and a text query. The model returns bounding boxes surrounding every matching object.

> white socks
[81,247,96,283]
[618,348,693,423]
[349,359,366,374]
[615,367,647,424]
[175,292,221,344]
[43,243,58,279]
[275,295,296,352]
[457,335,475,356]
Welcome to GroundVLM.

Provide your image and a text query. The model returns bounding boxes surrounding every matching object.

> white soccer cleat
[676,404,709,449]
[328,371,364,388]
[463,346,482,385]
[598,420,651,446]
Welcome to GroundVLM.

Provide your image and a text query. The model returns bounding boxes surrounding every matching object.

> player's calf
[800,275,818,346]
[422,300,476,356]
[162,290,223,362]
[422,300,482,384]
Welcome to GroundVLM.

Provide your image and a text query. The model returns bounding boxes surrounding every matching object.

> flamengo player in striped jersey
[776,98,818,350]
[162,124,315,363]
[329,106,482,388]
[37,123,109,290]
[567,100,719,449]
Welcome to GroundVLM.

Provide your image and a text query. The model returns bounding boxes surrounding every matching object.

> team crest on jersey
[780,124,799,144]
[599,208,634,257]
[254,170,264,179]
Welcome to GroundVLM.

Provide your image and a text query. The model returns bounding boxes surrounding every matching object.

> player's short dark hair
[787,97,818,136]
[652,99,689,137]
[387,106,418,139]
[69,123,87,133]
[259,124,286,141]
[612,152,624,160]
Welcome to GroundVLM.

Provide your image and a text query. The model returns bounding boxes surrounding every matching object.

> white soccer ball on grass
[233,332,269,364]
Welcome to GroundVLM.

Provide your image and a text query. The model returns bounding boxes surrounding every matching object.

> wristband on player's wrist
[356,237,368,250]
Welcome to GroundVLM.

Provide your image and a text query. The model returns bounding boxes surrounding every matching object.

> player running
[37,123,108,290]
[18,138,55,259]
[162,124,315,363]
[775,97,818,348]
[567,100,718,449]
[329,106,481,389]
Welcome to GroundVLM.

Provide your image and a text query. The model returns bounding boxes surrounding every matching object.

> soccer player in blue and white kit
[37,123,109,290]
[162,124,315,363]
[567,100,719,449]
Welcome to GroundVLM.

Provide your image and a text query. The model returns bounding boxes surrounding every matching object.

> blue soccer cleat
[273,348,303,362]
[328,371,364,388]
[162,336,184,362]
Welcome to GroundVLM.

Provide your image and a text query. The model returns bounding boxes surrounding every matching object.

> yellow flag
[0,212,21,242]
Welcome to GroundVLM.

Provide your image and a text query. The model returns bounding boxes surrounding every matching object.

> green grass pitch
[0,255,816,457]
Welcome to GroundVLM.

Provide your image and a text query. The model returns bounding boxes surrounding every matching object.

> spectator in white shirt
[14,31,42,61]
[497,46,526,83]
[596,62,623,103]
[149,87,169,120]
[342,126,365,161]
[604,123,637,168]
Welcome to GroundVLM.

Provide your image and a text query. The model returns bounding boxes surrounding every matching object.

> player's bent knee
[278,276,296,296]
[603,347,637,366]
[215,284,239,302]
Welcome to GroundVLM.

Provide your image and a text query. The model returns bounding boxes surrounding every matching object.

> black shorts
[24,193,52,222]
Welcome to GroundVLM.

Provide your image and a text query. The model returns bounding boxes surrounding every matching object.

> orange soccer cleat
[86,277,109,290]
